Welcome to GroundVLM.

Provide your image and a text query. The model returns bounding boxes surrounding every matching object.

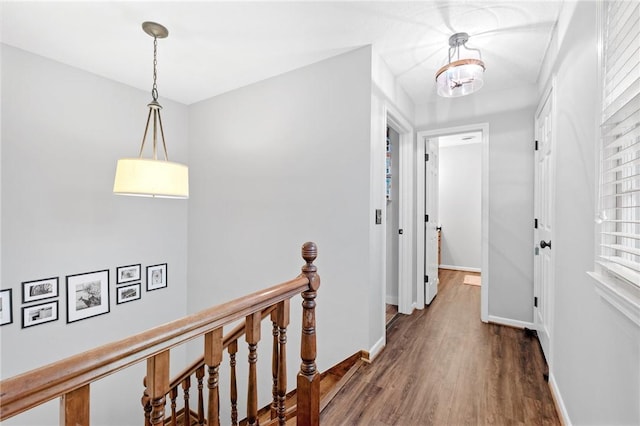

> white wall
[187,46,373,411]
[0,45,189,425]
[416,102,536,324]
[541,2,640,424]
[438,142,481,270]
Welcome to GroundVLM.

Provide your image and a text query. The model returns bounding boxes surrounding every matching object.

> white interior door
[424,138,439,304]
[534,87,554,363]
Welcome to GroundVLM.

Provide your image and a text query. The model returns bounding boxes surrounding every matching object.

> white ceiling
[0,1,563,106]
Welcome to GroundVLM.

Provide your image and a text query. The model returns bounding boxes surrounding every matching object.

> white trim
[438,265,482,273]
[386,105,414,316]
[481,124,489,323]
[367,336,386,362]
[588,272,640,328]
[549,373,572,426]
[488,315,535,330]
[415,136,426,309]
[385,295,399,306]
[417,123,490,322]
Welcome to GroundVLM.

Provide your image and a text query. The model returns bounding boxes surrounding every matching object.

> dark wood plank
[385,304,398,325]
[321,270,560,425]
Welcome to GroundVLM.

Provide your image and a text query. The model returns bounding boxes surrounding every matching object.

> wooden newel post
[297,241,320,426]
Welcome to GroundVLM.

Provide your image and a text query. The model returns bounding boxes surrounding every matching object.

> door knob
[540,240,552,249]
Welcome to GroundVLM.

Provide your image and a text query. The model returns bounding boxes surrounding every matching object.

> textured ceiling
[0,1,563,106]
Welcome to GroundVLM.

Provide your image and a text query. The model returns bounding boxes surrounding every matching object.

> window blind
[598,0,640,287]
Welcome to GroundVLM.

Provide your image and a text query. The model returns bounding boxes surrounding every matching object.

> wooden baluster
[196,365,206,425]
[271,311,279,420]
[277,300,290,425]
[141,377,152,426]
[297,242,321,426]
[246,311,261,426]
[229,340,239,426]
[205,328,223,426]
[182,377,191,424]
[147,350,170,425]
[169,387,178,426]
[60,384,89,426]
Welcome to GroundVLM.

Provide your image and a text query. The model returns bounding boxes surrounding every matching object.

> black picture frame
[116,283,142,304]
[66,269,110,323]
[116,264,141,285]
[22,277,59,303]
[1,289,13,326]
[146,263,168,292]
[22,300,58,328]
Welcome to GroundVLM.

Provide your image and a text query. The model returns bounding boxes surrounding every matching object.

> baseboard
[361,336,385,363]
[439,265,482,273]
[385,295,399,305]
[549,372,572,425]
[488,315,535,330]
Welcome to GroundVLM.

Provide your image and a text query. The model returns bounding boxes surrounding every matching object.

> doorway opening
[382,107,414,332]
[385,125,401,327]
[436,132,483,304]
[416,123,490,322]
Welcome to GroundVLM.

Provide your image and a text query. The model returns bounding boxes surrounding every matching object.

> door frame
[416,123,490,321]
[386,106,414,315]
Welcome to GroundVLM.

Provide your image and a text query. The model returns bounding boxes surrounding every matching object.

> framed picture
[116,264,141,284]
[22,301,58,328]
[66,270,110,323]
[146,263,167,291]
[0,289,13,326]
[116,283,141,304]
[22,277,59,303]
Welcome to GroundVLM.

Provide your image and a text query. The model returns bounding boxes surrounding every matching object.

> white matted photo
[66,270,110,323]
[22,300,58,328]
[116,264,141,285]
[1,289,13,326]
[22,277,59,303]
[146,264,167,291]
[116,283,141,304]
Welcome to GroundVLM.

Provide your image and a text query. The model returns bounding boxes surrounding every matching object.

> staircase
[164,352,364,426]
[0,242,326,426]
[239,352,364,426]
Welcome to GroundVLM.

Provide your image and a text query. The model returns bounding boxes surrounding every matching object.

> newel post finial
[301,241,320,291]
[297,241,320,426]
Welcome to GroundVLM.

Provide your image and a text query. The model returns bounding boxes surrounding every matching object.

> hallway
[321,270,560,425]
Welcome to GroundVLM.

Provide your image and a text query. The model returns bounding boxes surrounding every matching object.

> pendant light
[435,32,486,98]
[113,22,189,199]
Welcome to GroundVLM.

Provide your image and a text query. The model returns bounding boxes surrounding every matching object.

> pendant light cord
[138,34,169,161]
[152,36,159,101]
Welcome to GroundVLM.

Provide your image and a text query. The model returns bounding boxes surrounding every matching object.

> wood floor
[321,269,560,425]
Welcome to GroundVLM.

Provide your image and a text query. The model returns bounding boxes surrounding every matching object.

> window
[591,0,640,326]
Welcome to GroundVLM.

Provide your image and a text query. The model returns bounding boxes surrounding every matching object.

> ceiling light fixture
[435,32,485,98]
[113,21,189,199]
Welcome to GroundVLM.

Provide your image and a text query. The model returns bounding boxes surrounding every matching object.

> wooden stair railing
[0,242,320,426]
[161,304,281,425]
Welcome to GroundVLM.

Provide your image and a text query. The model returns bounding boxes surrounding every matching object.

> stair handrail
[0,242,319,424]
